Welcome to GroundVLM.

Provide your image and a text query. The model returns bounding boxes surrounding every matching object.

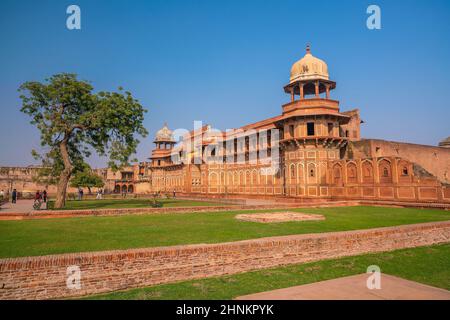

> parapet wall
[1,221,449,300]
[0,166,79,196]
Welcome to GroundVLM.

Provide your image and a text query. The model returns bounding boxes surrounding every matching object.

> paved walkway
[236,274,450,300]
[0,199,36,214]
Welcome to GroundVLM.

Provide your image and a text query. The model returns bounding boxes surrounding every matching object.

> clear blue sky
[0,0,449,168]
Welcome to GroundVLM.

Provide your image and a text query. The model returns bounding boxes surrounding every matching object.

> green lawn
[85,243,450,299]
[0,206,449,258]
[47,198,225,210]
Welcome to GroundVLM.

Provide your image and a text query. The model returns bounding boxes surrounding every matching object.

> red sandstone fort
[1,46,449,204]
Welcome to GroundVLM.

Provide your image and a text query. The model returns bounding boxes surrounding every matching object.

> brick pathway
[236,274,450,300]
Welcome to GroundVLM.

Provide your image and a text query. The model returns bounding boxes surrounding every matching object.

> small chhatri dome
[154,123,174,142]
[438,136,450,148]
[290,45,329,83]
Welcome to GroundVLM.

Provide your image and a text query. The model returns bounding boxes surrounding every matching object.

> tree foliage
[19,73,148,208]
[70,166,104,193]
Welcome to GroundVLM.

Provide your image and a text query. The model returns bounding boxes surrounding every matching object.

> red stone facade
[2,47,449,203]
[138,47,450,204]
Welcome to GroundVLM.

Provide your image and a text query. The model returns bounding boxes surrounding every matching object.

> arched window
[252,170,258,185]
[347,162,357,183]
[307,162,316,181]
[402,167,408,176]
[378,159,392,183]
[362,161,373,183]
[290,164,296,184]
[333,164,342,184]
[398,161,411,182]
[246,171,251,185]
[209,172,218,186]
[334,167,341,177]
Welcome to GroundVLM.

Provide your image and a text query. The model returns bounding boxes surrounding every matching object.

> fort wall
[347,139,450,184]
[1,221,449,300]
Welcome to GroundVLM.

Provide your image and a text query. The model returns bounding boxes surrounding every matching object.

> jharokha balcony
[281,98,341,116]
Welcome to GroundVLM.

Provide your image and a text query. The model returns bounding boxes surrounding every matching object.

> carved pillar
[391,157,399,200]
[300,83,304,99]
[392,157,399,184]
[373,158,380,184]
[343,160,348,185]
[315,81,320,97]
[357,159,363,184]
[325,84,330,99]
[290,87,295,102]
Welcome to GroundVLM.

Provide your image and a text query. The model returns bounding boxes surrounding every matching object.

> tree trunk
[54,137,73,209]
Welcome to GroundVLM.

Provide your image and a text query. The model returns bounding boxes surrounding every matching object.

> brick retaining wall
[1,221,449,300]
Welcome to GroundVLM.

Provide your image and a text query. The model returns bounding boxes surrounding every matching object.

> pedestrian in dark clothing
[43,190,47,203]
[77,188,84,201]
[34,190,43,210]
[11,189,17,203]
[34,191,42,201]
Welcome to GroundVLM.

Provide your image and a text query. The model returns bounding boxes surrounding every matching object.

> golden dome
[290,45,329,83]
[155,123,174,142]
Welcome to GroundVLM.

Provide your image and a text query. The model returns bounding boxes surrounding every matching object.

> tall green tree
[70,166,105,194]
[19,73,147,208]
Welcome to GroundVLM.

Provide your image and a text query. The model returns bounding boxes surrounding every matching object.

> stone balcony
[282,98,340,116]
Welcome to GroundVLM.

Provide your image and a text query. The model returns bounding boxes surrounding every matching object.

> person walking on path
[34,190,42,205]
[96,188,103,200]
[33,190,44,210]
[11,189,17,204]
[42,190,47,203]
[78,188,84,201]
[173,189,176,198]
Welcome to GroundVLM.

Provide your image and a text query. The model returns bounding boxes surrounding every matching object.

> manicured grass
[47,198,224,210]
[85,243,450,299]
[0,206,449,258]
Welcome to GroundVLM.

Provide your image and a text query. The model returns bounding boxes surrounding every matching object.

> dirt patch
[235,211,325,223]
